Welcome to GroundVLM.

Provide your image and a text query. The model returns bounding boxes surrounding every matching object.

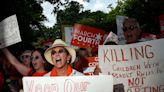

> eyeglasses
[51,49,66,56]
[20,55,31,61]
[31,56,40,61]
[122,25,138,32]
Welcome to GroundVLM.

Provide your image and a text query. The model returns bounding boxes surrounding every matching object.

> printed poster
[23,75,113,92]
[71,23,108,50]
[99,39,164,92]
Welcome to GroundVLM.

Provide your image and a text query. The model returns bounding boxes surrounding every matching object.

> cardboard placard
[23,75,113,92]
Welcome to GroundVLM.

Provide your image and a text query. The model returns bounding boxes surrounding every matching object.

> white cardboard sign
[99,39,164,92]
[103,31,118,45]
[116,15,127,45]
[0,14,21,48]
[23,75,113,92]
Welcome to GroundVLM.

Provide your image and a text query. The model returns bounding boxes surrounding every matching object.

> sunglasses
[51,49,67,56]
[31,56,40,61]
[20,55,31,61]
[122,25,138,32]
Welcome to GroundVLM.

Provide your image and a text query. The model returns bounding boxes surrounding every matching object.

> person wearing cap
[44,39,84,76]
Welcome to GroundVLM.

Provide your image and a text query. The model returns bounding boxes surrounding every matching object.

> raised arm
[1,48,31,75]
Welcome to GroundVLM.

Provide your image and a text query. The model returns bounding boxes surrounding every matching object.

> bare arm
[2,48,31,75]
[93,65,102,75]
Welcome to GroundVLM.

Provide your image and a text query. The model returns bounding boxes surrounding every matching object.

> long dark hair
[30,48,53,71]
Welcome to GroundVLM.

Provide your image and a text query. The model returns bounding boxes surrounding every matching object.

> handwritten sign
[99,39,164,92]
[0,14,21,48]
[71,24,108,50]
[23,75,113,92]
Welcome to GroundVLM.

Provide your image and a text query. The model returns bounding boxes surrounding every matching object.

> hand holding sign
[99,39,164,92]
[23,75,113,92]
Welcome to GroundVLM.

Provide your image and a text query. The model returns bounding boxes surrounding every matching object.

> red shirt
[32,71,48,76]
[50,65,72,76]
[0,72,4,91]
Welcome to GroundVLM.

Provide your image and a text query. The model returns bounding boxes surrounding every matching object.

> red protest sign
[83,57,98,75]
[71,24,108,50]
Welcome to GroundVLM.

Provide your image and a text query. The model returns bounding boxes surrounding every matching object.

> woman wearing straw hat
[44,39,84,76]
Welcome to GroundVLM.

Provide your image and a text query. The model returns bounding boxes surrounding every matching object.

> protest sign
[103,31,118,45]
[99,39,164,92]
[23,75,113,92]
[0,14,21,48]
[61,26,73,45]
[61,26,79,49]
[71,24,108,50]
[83,57,98,75]
[116,16,127,45]
[159,14,164,37]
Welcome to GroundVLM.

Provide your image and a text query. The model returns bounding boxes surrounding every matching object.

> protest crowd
[0,14,164,92]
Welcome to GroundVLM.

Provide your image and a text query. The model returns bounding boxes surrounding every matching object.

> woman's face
[51,47,70,69]
[31,51,45,71]
[20,51,31,67]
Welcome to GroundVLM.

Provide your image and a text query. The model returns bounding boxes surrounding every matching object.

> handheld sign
[23,75,113,92]
[83,57,98,75]
[99,39,164,92]
[71,24,108,50]
[103,31,118,45]
[0,14,21,48]
[62,26,73,45]
[116,15,127,44]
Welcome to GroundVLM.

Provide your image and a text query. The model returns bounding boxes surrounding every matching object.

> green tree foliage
[78,11,109,32]
[56,1,110,32]
[46,0,70,13]
[56,1,83,26]
[53,0,162,35]
[32,25,61,48]
[105,0,126,34]
[1,0,161,44]
[121,0,161,34]
[0,0,46,43]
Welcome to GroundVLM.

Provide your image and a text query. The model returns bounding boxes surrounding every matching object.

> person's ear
[67,55,71,63]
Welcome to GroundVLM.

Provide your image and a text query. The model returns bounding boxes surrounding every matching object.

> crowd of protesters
[0,17,163,92]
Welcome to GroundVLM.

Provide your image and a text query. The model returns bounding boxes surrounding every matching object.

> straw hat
[44,39,76,65]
